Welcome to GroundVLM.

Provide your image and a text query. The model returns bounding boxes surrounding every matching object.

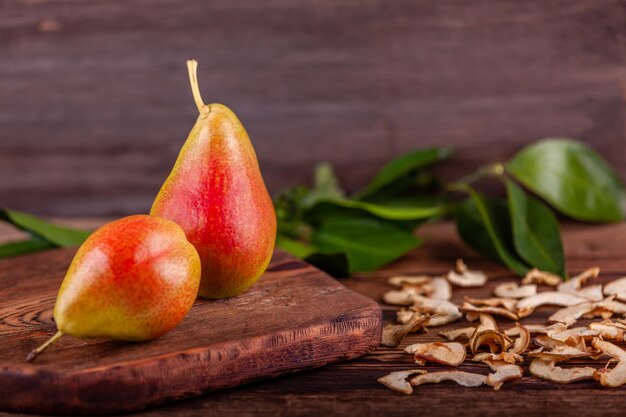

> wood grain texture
[2,221,626,416]
[1,0,625,216]
[0,249,382,415]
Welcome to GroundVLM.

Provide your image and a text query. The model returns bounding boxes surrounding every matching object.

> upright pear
[28,215,201,361]
[151,60,276,299]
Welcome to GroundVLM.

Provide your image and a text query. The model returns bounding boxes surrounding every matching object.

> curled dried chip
[409,295,462,326]
[378,369,427,394]
[549,301,595,326]
[593,296,626,315]
[529,358,595,384]
[410,371,487,388]
[522,268,561,286]
[396,309,414,324]
[405,342,466,366]
[504,323,561,337]
[547,327,600,344]
[570,285,604,302]
[557,267,600,294]
[388,275,431,287]
[486,363,523,391]
[509,324,530,355]
[439,326,476,342]
[588,322,624,341]
[464,296,517,312]
[527,344,590,359]
[517,292,588,318]
[446,259,488,287]
[603,277,626,302]
[592,338,626,387]
[470,329,512,354]
[381,313,430,347]
[461,302,519,321]
[494,282,537,299]
[473,351,523,365]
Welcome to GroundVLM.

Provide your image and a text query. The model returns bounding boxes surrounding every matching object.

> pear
[150,60,276,299]
[27,215,200,361]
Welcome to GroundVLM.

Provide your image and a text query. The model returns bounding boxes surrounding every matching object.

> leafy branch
[1,138,624,281]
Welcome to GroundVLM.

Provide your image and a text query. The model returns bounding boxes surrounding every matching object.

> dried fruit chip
[461,302,519,321]
[470,329,512,354]
[410,371,487,388]
[527,344,590,359]
[378,369,427,394]
[439,326,476,342]
[588,322,624,341]
[494,282,537,299]
[388,275,431,287]
[473,351,523,365]
[486,363,523,391]
[381,313,430,347]
[509,324,530,355]
[446,259,488,287]
[430,277,453,300]
[382,288,420,306]
[529,358,595,383]
[549,301,595,326]
[522,269,561,286]
[592,338,626,387]
[404,342,466,366]
[603,277,626,302]
[517,292,588,318]
[464,296,517,312]
[557,267,600,294]
[408,295,462,326]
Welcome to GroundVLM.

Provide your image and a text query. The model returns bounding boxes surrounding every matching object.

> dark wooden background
[1,0,625,216]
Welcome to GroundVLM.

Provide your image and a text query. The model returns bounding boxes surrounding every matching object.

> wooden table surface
[2,220,626,417]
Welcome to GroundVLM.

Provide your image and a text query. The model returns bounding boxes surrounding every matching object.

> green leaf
[306,197,445,221]
[0,238,55,258]
[506,180,566,277]
[312,217,422,272]
[0,208,91,247]
[300,163,345,208]
[453,189,530,276]
[506,138,626,222]
[275,234,316,259]
[355,147,453,198]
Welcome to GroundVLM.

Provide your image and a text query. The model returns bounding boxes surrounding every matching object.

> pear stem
[186,59,206,114]
[26,330,63,362]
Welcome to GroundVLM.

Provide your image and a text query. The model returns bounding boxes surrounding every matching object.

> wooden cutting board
[0,249,382,415]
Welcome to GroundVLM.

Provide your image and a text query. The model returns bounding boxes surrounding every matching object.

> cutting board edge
[0,293,382,415]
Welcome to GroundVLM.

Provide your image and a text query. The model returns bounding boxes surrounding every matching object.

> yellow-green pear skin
[54,215,201,341]
[151,60,276,299]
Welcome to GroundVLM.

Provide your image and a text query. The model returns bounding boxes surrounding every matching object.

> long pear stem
[186,59,206,113]
[26,330,63,362]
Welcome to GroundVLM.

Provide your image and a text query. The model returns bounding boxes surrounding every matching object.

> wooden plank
[0,249,382,415]
[1,0,625,216]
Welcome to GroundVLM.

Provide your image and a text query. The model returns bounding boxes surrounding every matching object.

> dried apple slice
[378,369,427,394]
[470,329,512,354]
[410,371,487,388]
[603,277,626,302]
[464,296,517,312]
[516,292,588,318]
[588,322,624,341]
[381,313,430,347]
[439,326,476,342]
[522,268,561,286]
[486,363,523,391]
[529,358,595,383]
[404,342,466,366]
[592,338,626,387]
[509,324,530,355]
[409,295,462,326]
[446,259,488,287]
[527,344,590,359]
[388,275,431,287]
[549,301,595,326]
[382,288,420,306]
[461,302,519,321]
[494,282,537,299]
[557,267,600,293]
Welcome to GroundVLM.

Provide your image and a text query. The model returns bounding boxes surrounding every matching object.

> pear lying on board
[27,215,200,361]
[151,60,276,299]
